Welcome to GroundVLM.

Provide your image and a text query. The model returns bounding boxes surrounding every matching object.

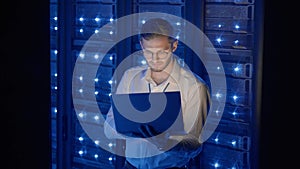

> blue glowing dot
[95,17,100,22]
[78,150,84,155]
[109,18,114,22]
[94,154,98,158]
[109,31,113,35]
[231,140,236,146]
[232,111,237,115]
[109,56,113,60]
[108,157,113,161]
[176,22,181,26]
[79,76,83,81]
[108,80,113,84]
[78,137,84,141]
[216,93,221,98]
[214,138,219,142]
[54,27,58,30]
[176,35,180,39]
[234,67,240,71]
[94,78,99,82]
[54,73,57,77]
[95,29,99,34]
[214,162,220,168]
[108,143,113,147]
[54,17,57,21]
[54,50,58,54]
[94,91,98,95]
[78,112,84,118]
[141,60,147,65]
[95,140,100,145]
[234,40,239,44]
[79,17,84,22]
[94,115,99,120]
[233,95,238,100]
[216,38,222,43]
[79,53,85,59]
[54,86,57,90]
[79,29,83,33]
[142,20,146,24]
[218,24,222,28]
[79,89,83,93]
[235,25,240,29]
[108,93,112,97]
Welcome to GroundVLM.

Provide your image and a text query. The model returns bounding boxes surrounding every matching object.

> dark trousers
[122,160,188,169]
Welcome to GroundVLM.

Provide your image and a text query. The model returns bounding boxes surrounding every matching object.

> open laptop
[111,91,186,138]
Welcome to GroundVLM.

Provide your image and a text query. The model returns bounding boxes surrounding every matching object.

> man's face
[140,36,175,72]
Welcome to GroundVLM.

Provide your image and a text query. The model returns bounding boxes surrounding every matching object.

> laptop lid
[111,91,186,138]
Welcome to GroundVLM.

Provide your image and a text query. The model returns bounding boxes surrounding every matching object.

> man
[104,18,211,169]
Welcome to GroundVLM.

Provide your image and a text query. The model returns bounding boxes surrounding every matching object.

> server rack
[50,0,263,168]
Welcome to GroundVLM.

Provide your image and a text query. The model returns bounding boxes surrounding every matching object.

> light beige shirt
[104,56,211,169]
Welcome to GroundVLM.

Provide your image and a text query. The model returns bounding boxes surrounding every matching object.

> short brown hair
[140,18,176,43]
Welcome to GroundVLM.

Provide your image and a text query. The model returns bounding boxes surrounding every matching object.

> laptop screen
[111,91,185,138]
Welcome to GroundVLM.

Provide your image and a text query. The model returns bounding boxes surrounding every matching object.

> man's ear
[139,39,144,49]
[172,40,178,52]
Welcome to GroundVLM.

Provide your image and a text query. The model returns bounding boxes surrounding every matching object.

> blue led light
[233,95,238,101]
[234,40,239,45]
[94,140,100,145]
[78,112,84,118]
[94,17,100,22]
[94,115,99,120]
[78,136,84,141]
[214,162,220,168]
[231,140,236,146]
[78,150,84,155]
[79,53,85,59]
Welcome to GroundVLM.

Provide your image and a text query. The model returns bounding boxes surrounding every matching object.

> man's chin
[150,68,163,72]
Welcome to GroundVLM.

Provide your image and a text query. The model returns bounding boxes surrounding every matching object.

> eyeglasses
[142,48,172,60]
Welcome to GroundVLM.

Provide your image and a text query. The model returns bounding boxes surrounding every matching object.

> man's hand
[138,124,179,151]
